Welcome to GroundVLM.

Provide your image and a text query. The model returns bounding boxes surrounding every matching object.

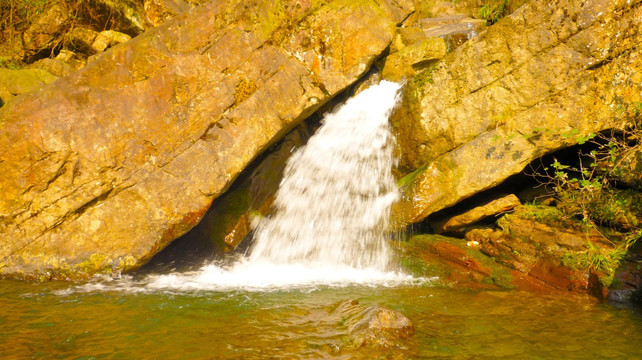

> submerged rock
[391,0,642,226]
[334,300,414,349]
[0,0,412,279]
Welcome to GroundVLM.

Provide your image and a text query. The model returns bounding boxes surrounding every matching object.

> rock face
[391,0,642,226]
[380,13,485,82]
[0,0,412,279]
[193,122,313,252]
[608,242,642,306]
[381,37,447,81]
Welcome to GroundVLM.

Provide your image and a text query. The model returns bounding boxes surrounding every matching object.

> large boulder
[391,0,642,225]
[0,0,412,279]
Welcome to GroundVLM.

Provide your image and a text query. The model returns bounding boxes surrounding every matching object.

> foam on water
[58,262,423,294]
[61,81,418,294]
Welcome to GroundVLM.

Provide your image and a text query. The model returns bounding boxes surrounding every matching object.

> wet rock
[396,234,515,290]
[391,0,642,226]
[334,300,414,348]
[432,194,521,233]
[465,205,616,294]
[608,242,642,306]
[0,0,413,279]
[193,124,312,252]
[420,15,486,52]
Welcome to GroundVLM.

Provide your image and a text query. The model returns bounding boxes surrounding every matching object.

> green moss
[410,64,438,95]
[501,204,565,228]
[395,235,514,288]
[476,0,528,25]
[561,241,628,287]
[397,162,428,189]
[76,253,113,275]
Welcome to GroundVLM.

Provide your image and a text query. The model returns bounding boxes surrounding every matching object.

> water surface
[2,280,641,359]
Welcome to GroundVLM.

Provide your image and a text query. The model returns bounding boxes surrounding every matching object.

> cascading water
[65,81,417,293]
[248,80,401,270]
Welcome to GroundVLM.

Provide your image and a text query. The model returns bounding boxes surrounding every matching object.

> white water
[64,81,419,294]
[248,80,401,270]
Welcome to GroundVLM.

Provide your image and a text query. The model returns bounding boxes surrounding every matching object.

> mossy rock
[394,234,514,289]
[0,68,57,96]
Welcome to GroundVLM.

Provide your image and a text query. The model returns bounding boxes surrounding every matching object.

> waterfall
[249,80,401,270]
[73,81,414,293]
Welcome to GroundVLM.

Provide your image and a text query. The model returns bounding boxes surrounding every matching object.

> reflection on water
[1,280,641,359]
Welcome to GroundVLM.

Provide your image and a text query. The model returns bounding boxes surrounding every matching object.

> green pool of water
[1,280,641,359]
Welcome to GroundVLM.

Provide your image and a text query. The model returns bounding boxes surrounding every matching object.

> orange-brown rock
[465,205,615,294]
[431,194,521,233]
[396,234,515,290]
[0,0,412,279]
[392,0,642,226]
[192,123,313,252]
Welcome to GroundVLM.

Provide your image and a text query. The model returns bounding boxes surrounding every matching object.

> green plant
[562,241,628,286]
[527,111,641,285]
[478,3,506,25]
[477,0,528,25]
